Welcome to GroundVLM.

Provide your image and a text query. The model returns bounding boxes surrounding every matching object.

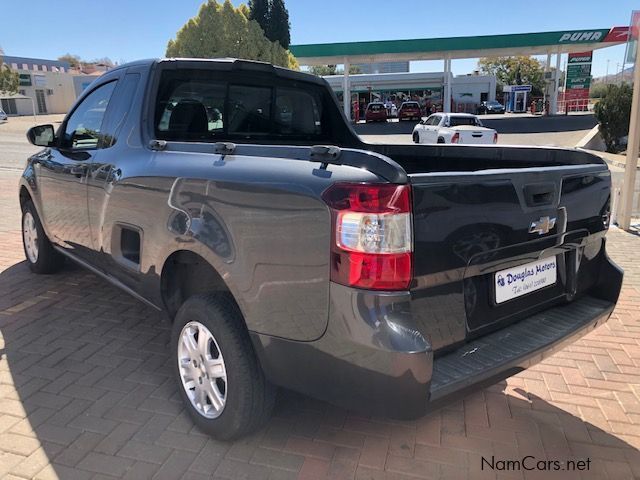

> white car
[0,108,7,123]
[412,113,497,144]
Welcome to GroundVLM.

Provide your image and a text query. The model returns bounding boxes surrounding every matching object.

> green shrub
[589,82,608,99]
[594,83,633,153]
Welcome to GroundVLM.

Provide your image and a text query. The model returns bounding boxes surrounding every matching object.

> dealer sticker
[494,257,557,304]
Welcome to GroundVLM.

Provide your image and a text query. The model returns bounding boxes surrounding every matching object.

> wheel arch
[19,185,33,211]
[160,249,241,321]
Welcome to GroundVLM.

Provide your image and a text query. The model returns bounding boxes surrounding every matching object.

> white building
[1,55,102,116]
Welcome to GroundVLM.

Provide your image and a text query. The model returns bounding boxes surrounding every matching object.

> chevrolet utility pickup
[20,58,623,440]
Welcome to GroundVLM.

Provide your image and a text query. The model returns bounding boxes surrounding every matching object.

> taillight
[322,183,413,290]
[493,132,498,144]
[451,132,460,143]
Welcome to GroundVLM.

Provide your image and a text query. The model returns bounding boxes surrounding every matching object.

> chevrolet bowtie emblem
[529,216,556,235]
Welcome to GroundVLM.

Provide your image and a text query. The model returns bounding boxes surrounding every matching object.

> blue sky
[0,0,637,77]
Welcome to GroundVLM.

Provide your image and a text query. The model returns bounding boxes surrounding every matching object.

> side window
[274,88,322,136]
[156,77,225,140]
[62,81,116,149]
[228,85,271,135]
[100,73,140,148]
[427,115,439,126]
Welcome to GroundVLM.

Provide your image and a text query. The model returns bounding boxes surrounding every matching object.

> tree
[0,58,19,95]
[166,0,297,69]
[248,0,269,33]
[340,65,361,75]
[478,56,545,96]
[309,64,360,76]
[594,83,633,153]
[58,54,82,68]
[590,82,609,99]
[267,0,291,49]
[309,65,337,76]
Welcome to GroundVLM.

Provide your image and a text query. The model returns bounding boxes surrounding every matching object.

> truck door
[36,80,117,258]
[86,73,142,274]
[421,114,440,143]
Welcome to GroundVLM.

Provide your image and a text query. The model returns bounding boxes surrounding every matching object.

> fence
[557,99,592,114]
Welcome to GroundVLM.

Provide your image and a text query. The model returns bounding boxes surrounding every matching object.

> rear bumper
[251,254,622,419]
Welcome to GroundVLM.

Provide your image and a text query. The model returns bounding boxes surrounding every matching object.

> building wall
[73,75,102,98]
[6,69,100,114]
[16,71,78,114]
[451,75,497,104]
[0,97,34,116]
[3,56,103,115]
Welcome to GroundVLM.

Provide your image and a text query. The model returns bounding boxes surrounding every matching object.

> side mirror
[27,124,56,147]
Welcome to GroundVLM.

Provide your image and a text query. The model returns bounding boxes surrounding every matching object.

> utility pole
[617,63,622,84]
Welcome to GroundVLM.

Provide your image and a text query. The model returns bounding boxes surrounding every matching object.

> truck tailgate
[454,126,495,144]
[408,163,612,352]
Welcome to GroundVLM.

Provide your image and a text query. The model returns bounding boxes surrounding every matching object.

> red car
[364,102,388,123]
[398,101,421,121]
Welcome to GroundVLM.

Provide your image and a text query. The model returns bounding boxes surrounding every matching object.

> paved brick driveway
[1,168,639,480]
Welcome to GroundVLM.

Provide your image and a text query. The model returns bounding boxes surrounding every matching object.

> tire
[21,200,64,274]
[413,132,420,144]
[437,137,445,144]
[172,293,276,440]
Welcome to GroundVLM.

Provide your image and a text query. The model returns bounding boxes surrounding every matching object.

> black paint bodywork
[19,59,623,419]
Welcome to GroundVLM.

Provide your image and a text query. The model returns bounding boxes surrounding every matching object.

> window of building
[32,65,39,71]
[22,64,28,70]
[11,63,17,70]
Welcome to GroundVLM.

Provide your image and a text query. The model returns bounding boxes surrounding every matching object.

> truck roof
[114,58,326,86]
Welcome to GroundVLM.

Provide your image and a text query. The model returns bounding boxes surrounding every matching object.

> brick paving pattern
[1,168,639,479]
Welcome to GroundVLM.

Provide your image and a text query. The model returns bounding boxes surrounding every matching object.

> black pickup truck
[20,58,622,440]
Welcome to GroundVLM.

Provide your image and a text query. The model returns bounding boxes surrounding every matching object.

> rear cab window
[449,116,482,127]
[154,68,325,142]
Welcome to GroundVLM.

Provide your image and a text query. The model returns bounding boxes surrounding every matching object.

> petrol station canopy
[290,27,630,65]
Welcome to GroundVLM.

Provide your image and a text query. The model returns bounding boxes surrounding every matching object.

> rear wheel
[21,200,64,274]
[172,293,276,440]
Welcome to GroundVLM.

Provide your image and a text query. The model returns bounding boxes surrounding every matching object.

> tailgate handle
[523,183,556,207]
